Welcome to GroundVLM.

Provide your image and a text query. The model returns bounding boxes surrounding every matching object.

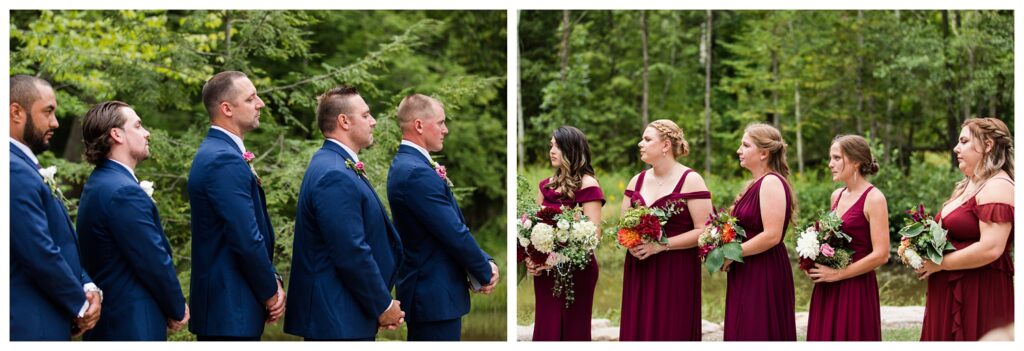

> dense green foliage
[519,10,1013,176]
[13,10,507,340]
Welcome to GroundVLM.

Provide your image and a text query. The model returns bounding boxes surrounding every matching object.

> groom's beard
[23,111,53,154]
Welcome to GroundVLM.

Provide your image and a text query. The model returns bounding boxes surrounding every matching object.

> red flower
[635,214,662,241]
[698,244,715,258]
[536,207,562,226]
[722,223,736,243]
[526,244,549,265]
[799,257,815,271]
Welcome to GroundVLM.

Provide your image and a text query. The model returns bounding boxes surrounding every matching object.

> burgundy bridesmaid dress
[921,185,1014,341]
[806,186,882,341]
[531,178,605,341]
[723,173,797,341]
[619,169,710,341]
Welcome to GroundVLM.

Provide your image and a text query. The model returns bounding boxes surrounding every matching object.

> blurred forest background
[11,9,507,341]
[516,10,1013,340]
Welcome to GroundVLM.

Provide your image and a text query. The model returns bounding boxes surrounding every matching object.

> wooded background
[11,10,507,340]
[518,10,1013,175]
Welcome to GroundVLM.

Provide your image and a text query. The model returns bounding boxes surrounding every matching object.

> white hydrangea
[531,223,555,253]
[795,228,820,260]
[570,220,597,242]
[903,248,924,269]
[557,219,570,230]
[709,226,721,240]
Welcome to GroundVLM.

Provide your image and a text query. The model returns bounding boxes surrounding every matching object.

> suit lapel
[397,145,464,222]
[322,141,400,244]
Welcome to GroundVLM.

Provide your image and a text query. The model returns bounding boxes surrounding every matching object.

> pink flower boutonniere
[346,159,367,178]
[430,160,454,188]
[243,151,263,186]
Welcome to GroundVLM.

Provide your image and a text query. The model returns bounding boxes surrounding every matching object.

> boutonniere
[346,159,367,178]
[243,151,263,186]
[139,180,155,202]
[429,160,454,188]
[38,165,71,208]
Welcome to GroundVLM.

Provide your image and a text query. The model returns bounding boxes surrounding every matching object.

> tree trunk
[704,10,713,175]
[560,10,571,82]
[856,10,865,133]
[62,116,84,163]
[771,50,780,128]
[941,10,960,169]
[795,81,804,174]
[640,10,649,127]
[516,11,525,169]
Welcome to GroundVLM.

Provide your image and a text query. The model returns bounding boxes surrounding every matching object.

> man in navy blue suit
[187,71,285,341]
[9,75,102,340]
[387,94,500,341]
[283,87,405,341]
[76,101,189,340]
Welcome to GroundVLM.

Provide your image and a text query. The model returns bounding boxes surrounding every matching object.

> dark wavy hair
[82,101,131,165]
[546,126,595,199]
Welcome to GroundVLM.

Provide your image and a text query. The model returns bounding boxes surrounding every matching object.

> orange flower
[722,223,736,243]
[617,228,642,248]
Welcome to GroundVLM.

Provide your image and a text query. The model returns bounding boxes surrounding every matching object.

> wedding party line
[517,119,1013,341]
[10,72,500,341]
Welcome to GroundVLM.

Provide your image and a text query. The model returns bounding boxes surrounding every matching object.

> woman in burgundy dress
[917,118,1014,341]
[723,123,797,341]
[805,135,889,341]
[619,120,712,341]
[527,126,605,341]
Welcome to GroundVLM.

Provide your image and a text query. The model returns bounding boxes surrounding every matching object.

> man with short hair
[76,101,189,340]
[283,86,405,341]
[387,94,499,341]
[9,74,102,340]
[187,71,284,341]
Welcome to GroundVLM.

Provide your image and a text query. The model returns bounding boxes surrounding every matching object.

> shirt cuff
[77,301,89,318]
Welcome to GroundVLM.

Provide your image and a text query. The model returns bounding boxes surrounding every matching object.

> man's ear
[10,103,24,123]
[109,127,125,145]
[414,119,424,134]
[336,113,349,130]
[219,101,232,118]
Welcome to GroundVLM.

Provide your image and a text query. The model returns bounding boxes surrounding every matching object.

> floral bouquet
[517,205,599,306]
[697,207,746,273]
[896,204,955,269]
[615,201,684,249]
[796,210,854,271]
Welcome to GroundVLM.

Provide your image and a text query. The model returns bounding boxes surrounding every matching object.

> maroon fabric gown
[531,178,606,341]
[619,169,710,341]
[921,189,1014,341]
[723,173,796,341]
[806,186,882,341]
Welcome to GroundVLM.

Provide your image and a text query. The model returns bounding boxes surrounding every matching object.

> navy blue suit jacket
[9,143,90,340]
[77,160,186,340]
[283,141,403,339]
[386,144,492,323]
[187,128,278,337]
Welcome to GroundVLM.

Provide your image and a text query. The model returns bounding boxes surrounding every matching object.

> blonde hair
[945,117,1014,205]
[647,119,690,158]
